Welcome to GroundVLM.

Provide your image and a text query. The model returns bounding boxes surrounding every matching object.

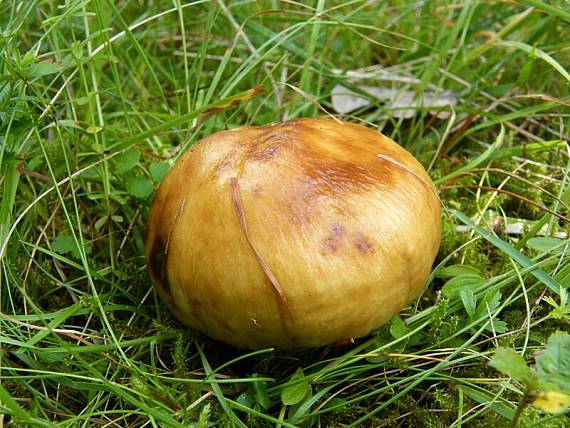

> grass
[1,0,569,426]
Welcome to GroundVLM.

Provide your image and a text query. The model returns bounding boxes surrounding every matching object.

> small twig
[17,167,51,182]
[508,93,570,107]
[184,391,214,413]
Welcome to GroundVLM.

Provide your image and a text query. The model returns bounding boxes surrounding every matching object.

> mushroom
[145,118,441,349]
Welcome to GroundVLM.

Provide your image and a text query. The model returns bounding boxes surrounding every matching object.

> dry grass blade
[230,177,293,325]
[508,94,570,107]
[280,82,342,124]
[198,87,265,124]
[377,154,441,198]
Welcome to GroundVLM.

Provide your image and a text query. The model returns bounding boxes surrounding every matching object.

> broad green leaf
[442,274,486,298]
[114,149,140,175]
[150,161,170,183]
[474,290,503,320]
[459,288,477,318]
[127,177,153,199]
[435,264,481,278]
[489,348,530,382]
[235,391,254,408]
[536,331,570,392]
[70,41,83,59]
[94,216,108,231]
[50,234,90,259]
[281,368,309,406]
[527,237,565,253]
[23,60,66,78]
[0,383,40,426]
[489,319,508,334]
[52,234,75,255]
[253,379,271,409]
[389,315,409,339]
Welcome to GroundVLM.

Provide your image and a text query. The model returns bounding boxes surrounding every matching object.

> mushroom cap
[145,118,441,349]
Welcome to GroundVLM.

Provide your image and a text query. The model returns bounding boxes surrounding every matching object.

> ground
[0,1,569,427]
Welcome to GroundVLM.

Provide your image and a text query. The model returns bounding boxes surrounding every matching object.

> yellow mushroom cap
[145,118,441,349]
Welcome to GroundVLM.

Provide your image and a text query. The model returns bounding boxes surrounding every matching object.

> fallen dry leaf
[331,83,458,118]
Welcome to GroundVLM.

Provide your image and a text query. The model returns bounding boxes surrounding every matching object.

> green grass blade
[497,40,570,84]
[453,210,563,295]
[197,343,248,428]
[435,125,505,185]
[0,383,50,426]
[518,0,570,22]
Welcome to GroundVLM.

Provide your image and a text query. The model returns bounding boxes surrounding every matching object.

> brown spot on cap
[322,222,345,254]
[287,118,400,197]
[331,222,344,237]
[248,144,282,162]
[214,151,237,175]
[353,231,374,254]
[245,127,290,162]
[304,160,378,196]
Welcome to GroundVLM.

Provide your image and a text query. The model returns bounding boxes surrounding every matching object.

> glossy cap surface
[145,118,441,349]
